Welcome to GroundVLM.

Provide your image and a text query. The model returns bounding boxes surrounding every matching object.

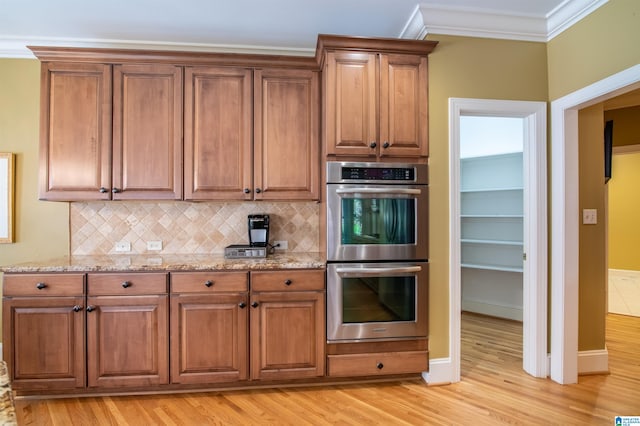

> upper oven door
[327,183,428,261]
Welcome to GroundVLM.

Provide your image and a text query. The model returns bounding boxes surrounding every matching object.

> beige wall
[424,35,547,357]
[0,59,70,267]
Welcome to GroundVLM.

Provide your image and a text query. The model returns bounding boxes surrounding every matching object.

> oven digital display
[341,167,415,181]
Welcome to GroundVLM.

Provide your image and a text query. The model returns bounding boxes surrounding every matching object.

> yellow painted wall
[608,152,640,270]
[578,104,607,350]
[547,0,640,101]
[605,107,640,147]
[0,59,70,267]
[549,0,640,352]
[424,35,547,357]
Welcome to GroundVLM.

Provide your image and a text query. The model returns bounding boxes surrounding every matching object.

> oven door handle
[335,266,422,276]
[335,188,421,195]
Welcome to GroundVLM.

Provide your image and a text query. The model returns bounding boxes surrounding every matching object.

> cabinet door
[39,62,112,200]
[254,68,320,200]
[2,296,85,390]
[170,293,248,384]
[86,295,169,388]
[184,67,253,200]
[379,54,428,158]
[323,51,377,157]
[112,64,183,200]
[250,291,325,380]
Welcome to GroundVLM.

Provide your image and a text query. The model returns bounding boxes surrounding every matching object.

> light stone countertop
[0,252,326,273]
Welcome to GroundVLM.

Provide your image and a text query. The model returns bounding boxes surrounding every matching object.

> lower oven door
[327,262,428,341]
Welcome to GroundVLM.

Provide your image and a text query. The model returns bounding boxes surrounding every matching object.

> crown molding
[0,36,315,59]
[400,0,608,42]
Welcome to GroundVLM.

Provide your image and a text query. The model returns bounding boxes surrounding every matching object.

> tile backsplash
[71,201,320,255]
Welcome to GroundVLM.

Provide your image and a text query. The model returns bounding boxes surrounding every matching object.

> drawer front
[87,273,167,295]
[250,270,325,292]
[170,271,248,293]
[327,351,428,377]
[3,273,84,296]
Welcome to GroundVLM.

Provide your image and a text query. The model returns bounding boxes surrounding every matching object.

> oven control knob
[376,362,384,370]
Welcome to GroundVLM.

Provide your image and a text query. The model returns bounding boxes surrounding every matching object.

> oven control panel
[341,166,414,181]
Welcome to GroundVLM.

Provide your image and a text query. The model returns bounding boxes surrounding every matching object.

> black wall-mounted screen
[604,120,613,183]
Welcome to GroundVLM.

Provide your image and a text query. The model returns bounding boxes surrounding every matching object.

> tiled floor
[609,269,640,317]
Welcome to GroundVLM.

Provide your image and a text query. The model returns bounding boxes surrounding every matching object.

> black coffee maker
[248,214,270,247]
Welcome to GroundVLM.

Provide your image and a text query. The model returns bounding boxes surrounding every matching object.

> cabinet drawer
[170,271,248,293]
[87,273,167,295]
[327,351,428,377]
[250,270,324,292]
[3,273,84,296]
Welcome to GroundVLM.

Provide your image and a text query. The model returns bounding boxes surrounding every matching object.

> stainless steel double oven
[326,161,428,342]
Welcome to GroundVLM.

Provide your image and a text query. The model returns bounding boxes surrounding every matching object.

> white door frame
[449,98,548,381]
[550,64,640,384]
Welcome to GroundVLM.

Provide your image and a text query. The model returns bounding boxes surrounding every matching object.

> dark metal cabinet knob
[99,187,108,193]
[112,188,121,193]
[255,188,262,194]
[73,305,83,312]
[369,141,377,148]
[382,142,390,149]
[243,188,251,194]
[238,302,247,309]
[251,301,259,308]
[377,362,384,370]
[121,281,131,288]
[86,305,96,312]
[36,282,47,290]
[284,279,292,286]
[204,280,213,287]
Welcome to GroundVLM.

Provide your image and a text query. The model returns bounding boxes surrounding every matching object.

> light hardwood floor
[15,313,640,425]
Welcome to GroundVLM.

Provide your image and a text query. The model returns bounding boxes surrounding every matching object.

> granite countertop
[0,252,326,273]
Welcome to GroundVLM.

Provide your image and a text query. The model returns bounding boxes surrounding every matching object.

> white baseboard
[422,357,454,385]
[462,300,523,321]
[578,348,609,375]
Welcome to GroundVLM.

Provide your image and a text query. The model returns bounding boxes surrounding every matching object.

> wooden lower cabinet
[170,272,249,384]
[250,270,325,381]
[2,274,86,391]
[86,273,169,388]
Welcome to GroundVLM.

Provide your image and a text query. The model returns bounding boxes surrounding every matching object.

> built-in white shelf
[461,263,524,273]
[460,152,524,320]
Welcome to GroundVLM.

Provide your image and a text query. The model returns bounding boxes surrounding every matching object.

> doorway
[449,98,547,381]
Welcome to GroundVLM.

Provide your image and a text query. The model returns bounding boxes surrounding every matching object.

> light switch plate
[583,209,597,225]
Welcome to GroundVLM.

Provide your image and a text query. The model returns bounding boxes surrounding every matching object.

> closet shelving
[460,152,524,320]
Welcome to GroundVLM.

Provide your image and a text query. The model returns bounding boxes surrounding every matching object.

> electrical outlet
[115,241,131,252]
[147,240,163,251]
[273,240,288,250]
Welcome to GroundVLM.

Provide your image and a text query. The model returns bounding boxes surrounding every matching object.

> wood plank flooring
[15,313,640,425]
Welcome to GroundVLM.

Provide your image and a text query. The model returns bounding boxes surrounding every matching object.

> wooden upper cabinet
[324,51,377,157]
[112,64,183,200]
[184,67,253,201]
[254,68,319,201]
[379,54,429,158]
[320,35,436,160]
[38,62,112,200]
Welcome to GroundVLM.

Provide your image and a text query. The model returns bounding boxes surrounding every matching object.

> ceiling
[0,0,607,58]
